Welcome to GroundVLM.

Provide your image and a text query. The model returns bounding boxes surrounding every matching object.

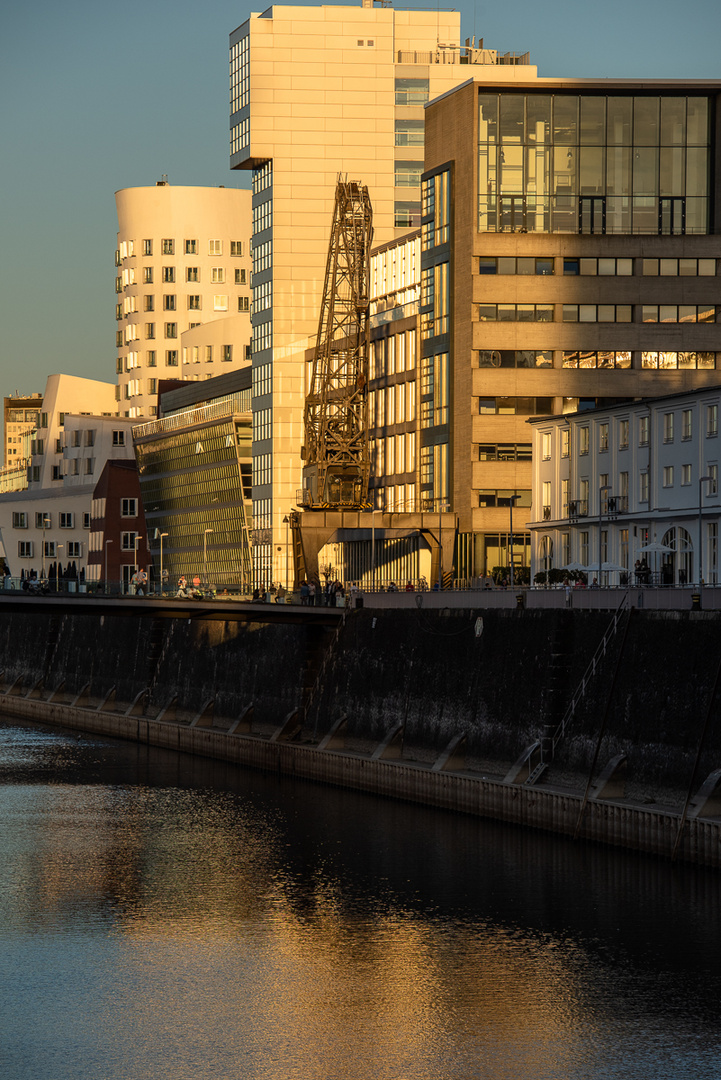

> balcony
[568,499,588,518]
[542,505,552,520]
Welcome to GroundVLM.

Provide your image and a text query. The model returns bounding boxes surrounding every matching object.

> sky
[0,0,718,398]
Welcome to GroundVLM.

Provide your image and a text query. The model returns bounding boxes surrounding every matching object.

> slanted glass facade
[478,94,710,234]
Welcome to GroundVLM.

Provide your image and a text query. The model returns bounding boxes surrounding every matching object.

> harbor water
[1,717,719,1080]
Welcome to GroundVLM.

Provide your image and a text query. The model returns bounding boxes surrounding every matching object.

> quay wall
[0,602,720,865]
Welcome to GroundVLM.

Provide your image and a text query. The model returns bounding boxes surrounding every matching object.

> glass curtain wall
[478,94,709,234]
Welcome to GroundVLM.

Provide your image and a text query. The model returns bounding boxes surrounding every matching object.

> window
[83,513,91,529]
[147,350,156,367]
[145,323,155,338]
[709,464,718,495]
[639,416,649,446]
[478,303,554,323]
[12,512,27,529]
[143,296,154,313]
[211,268,225,284]
[112,430,126,447]
[67,542,82,558]
[187,267,199,282]
[663,413,674,443]
[185,239,197,254]
[395,119,424,146]
[213,295,228,311]
[707,404,718,437]
[599,423,609,452]
[230,241,243,256]
[44,541,57,558]
[238,296,250,312]
[165,323,177,338]
[121,531,138,550]
[619,419,629,449]
[681,409,693,440]
[36,512,51,529]
[166,350,178,366]
[209,239,222,255]
[60,512,74,528]
[235,268,246,285]
[222,345,233,363]
[163,295,176,311]
[478,256,554,275]
[121,498,137,517]
[162,267,175,283]
[561,428,569,457]
[541,432,551,460]
[162,239,174,255]
[640,471,649,502]
[663,466,674,487]
[142,239,153,256]
[579,532,589,565]
[681,464,692,485]
[579,427,589,455]
[143,267,153,284]
[18,541,34,558]
[542,481,552,519]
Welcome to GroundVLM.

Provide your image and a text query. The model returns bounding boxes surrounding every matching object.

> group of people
[634,558,651,585]
[299,579,345,606]
[176,575,214,600]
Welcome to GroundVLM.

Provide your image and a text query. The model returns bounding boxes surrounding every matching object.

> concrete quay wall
[1,692,717,869]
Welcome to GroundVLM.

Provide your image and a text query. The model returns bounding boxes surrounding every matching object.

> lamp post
[598,484,611,586]
[203,528,213,585]
[508,494,521,588]
[371,506,381,592]
[699,475,713,585]
[283,515,289,593]
[133,535,142,595]
[40,512,50,579]
[104,539,112,595]
[156,530,168,594]
[56,544,64,593]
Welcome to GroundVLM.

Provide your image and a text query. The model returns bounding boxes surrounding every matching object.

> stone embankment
[0,596,720,867]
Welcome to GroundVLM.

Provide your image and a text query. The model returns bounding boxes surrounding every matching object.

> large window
[478,93,709,234]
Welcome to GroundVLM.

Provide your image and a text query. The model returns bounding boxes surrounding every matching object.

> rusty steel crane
[301,177,373,509]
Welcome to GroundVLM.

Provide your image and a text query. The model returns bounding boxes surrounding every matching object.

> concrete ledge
[1,693,719,870]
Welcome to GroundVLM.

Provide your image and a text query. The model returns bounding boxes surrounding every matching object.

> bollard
[691,591,701,611]
[516,592,524,609]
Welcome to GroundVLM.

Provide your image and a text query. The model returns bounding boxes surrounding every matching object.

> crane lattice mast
[301,177,373,508]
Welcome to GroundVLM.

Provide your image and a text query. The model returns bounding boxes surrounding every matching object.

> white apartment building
[529,386,721,585]
[0,375,135,580]
[229,0,533,579]
[115,182,252,417]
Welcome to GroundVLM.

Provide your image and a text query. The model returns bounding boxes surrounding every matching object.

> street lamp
[508,494,521,588]
[203,528,213,585]
[699,475,713,585]
[104,539,113,595]
[155,530,168,594]
[283,515,289,593]
[56,544,64,592]
[598,484,611,586]
[133,535,143,595]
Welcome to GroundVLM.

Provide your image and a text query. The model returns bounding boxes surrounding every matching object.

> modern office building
[421,76,721,579]
[0,375,136,581]
[528,385,721,585]
[4,393,42,468]
[230,0,533,580]
[115,182,252,418]
[132,369,253,590]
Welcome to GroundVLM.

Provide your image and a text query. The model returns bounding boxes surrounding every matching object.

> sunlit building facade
[115,182,252,418]
[230,0,533,581]
[422,77,721,579]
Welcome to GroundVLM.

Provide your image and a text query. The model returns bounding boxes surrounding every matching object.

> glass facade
[134,400,252,589]
[478,93,710,234]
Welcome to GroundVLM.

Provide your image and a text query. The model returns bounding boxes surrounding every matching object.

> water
[1,718,719,1080]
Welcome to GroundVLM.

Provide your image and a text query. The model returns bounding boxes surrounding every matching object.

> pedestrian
[300,580,310,606]
[309,581,316,606]
[405,580,413,592]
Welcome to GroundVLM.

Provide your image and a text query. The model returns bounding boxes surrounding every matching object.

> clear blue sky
[0,0,718,397]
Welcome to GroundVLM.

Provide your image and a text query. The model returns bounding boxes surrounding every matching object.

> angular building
[421,76,721,580]
[115,181,253,418]
[229,0,533,580]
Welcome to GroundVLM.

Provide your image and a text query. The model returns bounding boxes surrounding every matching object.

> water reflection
[1,718,720,1080]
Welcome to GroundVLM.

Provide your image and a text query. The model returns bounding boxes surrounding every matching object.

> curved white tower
[114,182,252,417]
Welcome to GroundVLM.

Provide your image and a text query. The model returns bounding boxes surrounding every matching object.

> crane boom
[301,177,373,509]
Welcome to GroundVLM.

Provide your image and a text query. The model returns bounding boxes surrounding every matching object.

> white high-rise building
[229,0,533,580]
[114,181,253,418]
